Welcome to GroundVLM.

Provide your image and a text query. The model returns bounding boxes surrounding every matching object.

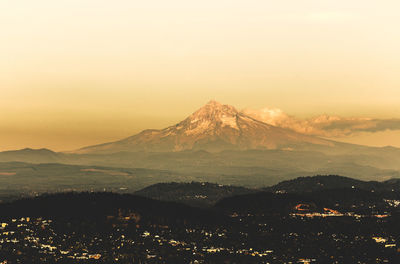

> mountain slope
[76,101,335,154]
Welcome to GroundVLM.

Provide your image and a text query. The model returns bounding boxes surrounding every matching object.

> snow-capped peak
[76,100,334,154]
[191,101,238,118]
[185,101,240,131]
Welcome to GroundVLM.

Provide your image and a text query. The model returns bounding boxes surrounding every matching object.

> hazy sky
[1,0,400,151]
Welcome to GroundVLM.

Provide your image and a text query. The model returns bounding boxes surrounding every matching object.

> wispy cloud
[242,108,400,138]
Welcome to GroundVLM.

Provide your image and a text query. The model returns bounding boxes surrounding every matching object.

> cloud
[242,108,400,138]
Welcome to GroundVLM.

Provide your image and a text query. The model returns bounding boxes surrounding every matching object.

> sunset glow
[1,0,400,150]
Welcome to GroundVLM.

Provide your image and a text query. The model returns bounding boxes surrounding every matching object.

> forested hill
[134,182,257,207]
[0,192,225,224]
[264,175,400,193]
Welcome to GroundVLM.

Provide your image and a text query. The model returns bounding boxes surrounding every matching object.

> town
[1,191,399,263]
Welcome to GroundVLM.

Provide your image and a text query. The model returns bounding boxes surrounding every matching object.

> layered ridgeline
[133,175,400,207]
[75,100,335,154]
[3,178,400,263]
[1,101,400,186]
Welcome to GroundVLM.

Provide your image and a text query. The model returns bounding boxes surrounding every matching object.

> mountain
[0,148,63,163]
[76,100,335,154]
[1,101,400,186]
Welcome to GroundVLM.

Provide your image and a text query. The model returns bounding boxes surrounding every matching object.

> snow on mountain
[75,101,334,154]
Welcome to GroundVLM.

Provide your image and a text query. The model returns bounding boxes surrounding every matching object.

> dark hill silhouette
[134,182,257,207]
[215,188,400,215]
[132,176,400,209]
[265,175,400,193]
[0,192,225,225]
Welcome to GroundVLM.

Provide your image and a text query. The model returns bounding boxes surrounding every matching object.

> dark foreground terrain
[1,176,400,263]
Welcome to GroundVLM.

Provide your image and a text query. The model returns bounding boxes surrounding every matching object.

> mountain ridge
[75,100,335,154]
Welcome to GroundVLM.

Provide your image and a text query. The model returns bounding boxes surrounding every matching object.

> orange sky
[1,0,400,151]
